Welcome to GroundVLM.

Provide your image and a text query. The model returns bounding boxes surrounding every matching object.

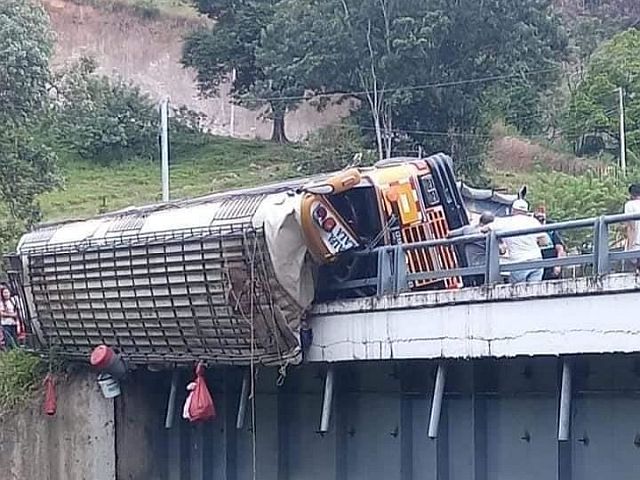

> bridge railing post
[485,231,501,284]
[593,217,610,276]
[394,245,408,294]
[377,248,394,296]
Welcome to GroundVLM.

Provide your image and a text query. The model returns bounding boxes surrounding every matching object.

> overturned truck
[6,154,473,367]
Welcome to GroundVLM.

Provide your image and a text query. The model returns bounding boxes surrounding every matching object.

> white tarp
[252,193,315,310]
[139,203,221,234]
[47,219,105,246]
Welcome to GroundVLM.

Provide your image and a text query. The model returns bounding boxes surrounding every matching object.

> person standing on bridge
[494,199,548,284]
[624,184,640,273]
[448,211,495,286]
[534,209,566,280]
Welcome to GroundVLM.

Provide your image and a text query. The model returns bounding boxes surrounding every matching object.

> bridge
[308,274,640,362]
[9,211,640,480]
[252,211,640,480]
[309,211,640,363]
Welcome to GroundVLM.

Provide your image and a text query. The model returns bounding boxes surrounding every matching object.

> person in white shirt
[0,286,18,348]
[493,199,548,283]
[624,184,640,272]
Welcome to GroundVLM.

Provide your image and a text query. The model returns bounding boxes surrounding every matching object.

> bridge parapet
[308,273,640,362]
[324,211,640,298]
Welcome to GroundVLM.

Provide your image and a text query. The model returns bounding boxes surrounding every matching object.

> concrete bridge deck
[308,274,640,362]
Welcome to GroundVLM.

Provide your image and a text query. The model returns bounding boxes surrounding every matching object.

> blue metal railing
[329,212,640,296]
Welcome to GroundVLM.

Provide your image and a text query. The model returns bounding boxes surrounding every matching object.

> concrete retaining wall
[3,358,640,480]
[0,371,115,480]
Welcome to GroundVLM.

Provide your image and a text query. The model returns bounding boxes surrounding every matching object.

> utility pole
[160,97,170,202]
[230,68,237,137]
[619,86,627,175]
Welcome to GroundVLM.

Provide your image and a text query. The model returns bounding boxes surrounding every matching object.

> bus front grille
[401,207,462,290]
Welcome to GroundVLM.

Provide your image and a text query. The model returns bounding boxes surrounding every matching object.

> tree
[0,0,59,253]
[558,0,640,78]
[498,168,630,248]
[182,0,305,143]
[53,57,158,164]
[261,0,567,176]
[557,0,640,26]
[0,0,53,125]
[262,0,435,160]
[564,29,640,159]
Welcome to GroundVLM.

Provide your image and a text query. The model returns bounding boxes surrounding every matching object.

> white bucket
[97,373,121,399]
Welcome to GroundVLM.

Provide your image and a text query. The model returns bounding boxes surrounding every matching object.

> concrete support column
[190,424,204,480]
[277,389,290,480]
[472,363,487,480]
[435,401,449,480]
[167,404,182,480]
[557,359,573,480]
[335,366,350,480]
[223,369,239,480]
[400,395,414,480]
[428,364,447,438]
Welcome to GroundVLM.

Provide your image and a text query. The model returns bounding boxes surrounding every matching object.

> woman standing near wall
[0,286,19,349]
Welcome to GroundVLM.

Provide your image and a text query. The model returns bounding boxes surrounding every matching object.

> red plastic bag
[43,373,57,416]
[187,362,216,422]
[16,319,27,343]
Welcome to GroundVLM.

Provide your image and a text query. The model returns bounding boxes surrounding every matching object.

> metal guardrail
[330,212,640,296]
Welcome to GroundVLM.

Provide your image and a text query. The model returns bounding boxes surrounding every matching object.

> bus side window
[419,174,440,206]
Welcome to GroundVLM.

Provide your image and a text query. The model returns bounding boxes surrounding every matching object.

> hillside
[40,137,303,221]
[44,0,349,141]
[39,128,603,223]
[67,0,197,19]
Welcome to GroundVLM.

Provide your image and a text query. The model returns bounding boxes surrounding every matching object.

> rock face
[44,0,350,141]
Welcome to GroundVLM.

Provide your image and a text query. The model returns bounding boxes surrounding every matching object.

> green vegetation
[68,0,197,19]
[183,0,295,143]
[0,0,60,254]
[183,0,566,176]
[564,29,640,157]
[495,169,629,221]
[0,350,45,414]
[53,57,161,165]
[40,137,303,221]
[492,167,639,247]
[2,0,640,249]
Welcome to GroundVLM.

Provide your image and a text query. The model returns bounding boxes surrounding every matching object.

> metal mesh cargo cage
[7,224,303,366]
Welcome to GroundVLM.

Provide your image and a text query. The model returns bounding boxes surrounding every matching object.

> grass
[0,350,45,415]
[40,136,304,221]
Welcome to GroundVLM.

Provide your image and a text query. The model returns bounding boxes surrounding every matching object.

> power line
[249,66,562,103]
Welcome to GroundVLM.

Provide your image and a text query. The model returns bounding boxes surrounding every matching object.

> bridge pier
[102,354,640,480]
